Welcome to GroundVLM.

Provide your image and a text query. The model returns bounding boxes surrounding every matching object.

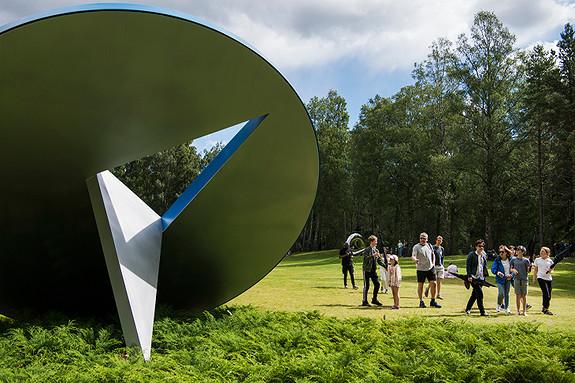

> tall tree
[523,45,562,246]
[304,90,351,250]
[451,11,524,248]
[557,23,575,237]
[351,86,433,248]
[413,37,464,254]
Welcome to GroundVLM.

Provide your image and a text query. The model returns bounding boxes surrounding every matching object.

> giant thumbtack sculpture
[0,4,319,360]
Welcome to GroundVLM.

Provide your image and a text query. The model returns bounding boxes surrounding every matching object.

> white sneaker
[496,305,501,312]
[505,308,511,314]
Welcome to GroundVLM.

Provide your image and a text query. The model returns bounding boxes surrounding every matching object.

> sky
[1,0,574,150]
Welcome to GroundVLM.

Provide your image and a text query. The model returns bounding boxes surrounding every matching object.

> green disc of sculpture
[0,4,319,318]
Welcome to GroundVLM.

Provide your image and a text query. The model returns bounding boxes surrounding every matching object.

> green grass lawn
[228,250,575,331]
[1,250,575,382]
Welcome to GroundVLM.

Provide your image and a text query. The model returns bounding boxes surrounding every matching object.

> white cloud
[2,0,575,124]
[215,0,477,72]
[156,0,575,74]
[475,0,575,46]
[1,0,574,74]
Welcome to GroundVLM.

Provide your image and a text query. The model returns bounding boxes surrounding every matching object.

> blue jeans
[497,280,511,308]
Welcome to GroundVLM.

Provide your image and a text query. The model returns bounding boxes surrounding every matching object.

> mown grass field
[0,251,573,382]
[229,251,575,331]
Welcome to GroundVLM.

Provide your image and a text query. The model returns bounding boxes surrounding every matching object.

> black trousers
[363,270,380,303]
[537,278,553,309]
[466,283,485,314]
[343,265,355,287]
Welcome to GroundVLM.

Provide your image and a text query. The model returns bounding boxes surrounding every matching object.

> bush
[0,306,574,382]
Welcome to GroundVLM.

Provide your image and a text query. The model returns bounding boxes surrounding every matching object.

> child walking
[510,245,530,316]
[533,246,554,315]
[387,255,402,309]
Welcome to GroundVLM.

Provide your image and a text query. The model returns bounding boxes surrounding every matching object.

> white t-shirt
[446,264,458,277]
[533,257,553,281]
[502,259,510,276]
[474,251,485,280]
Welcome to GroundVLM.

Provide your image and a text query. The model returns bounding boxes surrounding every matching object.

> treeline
[295,12,575,255]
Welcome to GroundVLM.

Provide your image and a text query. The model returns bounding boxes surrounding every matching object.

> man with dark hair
[465,239,489,316]
[362,235,386,307]
[339,242,358,289]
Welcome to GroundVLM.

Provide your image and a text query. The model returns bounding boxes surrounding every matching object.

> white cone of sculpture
[85,116,266,360]
[87,171,162,361]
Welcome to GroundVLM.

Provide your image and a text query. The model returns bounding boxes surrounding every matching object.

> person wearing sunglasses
[412,232,441,308]
[465,239,490,316]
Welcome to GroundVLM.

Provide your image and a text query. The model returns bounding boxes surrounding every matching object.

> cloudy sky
[1,0,574,146]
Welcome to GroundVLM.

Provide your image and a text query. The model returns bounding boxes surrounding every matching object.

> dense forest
[113,11,575,256]
[298,12,575,255]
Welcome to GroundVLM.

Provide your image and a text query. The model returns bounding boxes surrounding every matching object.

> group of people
[338,233,557,315]
[467,239,555,316]
[339,235,402,308]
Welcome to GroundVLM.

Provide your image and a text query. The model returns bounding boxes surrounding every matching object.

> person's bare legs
[516,294,521,315]
[392,286,400,307]
[417,282,424,301]
[429,280,437,299]
[436,278,442,297]
[521,295,528,316]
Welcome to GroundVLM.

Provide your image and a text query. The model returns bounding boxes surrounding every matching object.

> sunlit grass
[0,251,573,381]
[228,251,575,330]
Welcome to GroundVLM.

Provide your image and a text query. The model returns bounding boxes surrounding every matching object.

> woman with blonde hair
[533,246,554,315]
[491,245,514,313]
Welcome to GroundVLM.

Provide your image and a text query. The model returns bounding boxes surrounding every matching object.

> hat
[517,245,526,252]
[389,254,398,262]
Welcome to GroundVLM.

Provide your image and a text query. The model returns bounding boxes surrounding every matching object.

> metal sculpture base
[87,171,162,361]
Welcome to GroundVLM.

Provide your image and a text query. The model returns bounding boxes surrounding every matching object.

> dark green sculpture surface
[0,5,319,318]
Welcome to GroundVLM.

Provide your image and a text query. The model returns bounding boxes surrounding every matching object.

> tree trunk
[442,185,452,255]
[537,125,545,248]
[407,192,415,248]
[394,203,399,251]
[371,208,375,234]
[311,213,317,251]
[343,210,347,238]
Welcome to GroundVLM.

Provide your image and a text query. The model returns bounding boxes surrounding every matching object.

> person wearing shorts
[412,232,441,308]
[511,245,530,316]
[425,235,445,299]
